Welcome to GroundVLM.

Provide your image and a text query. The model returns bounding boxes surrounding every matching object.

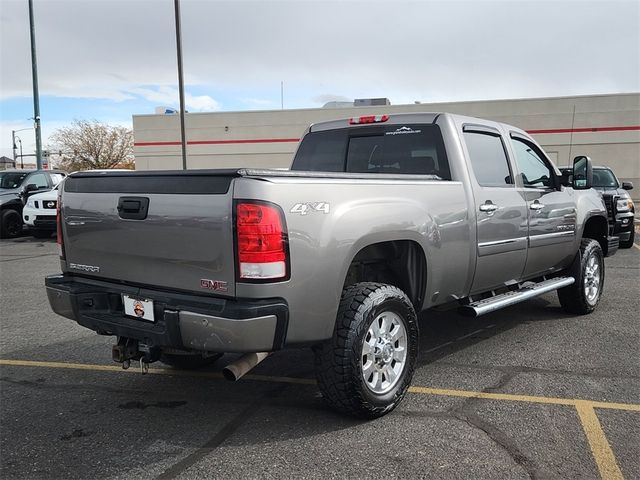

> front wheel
[558,238,604,314]
[0,209,22,239]
[314,282,419,418]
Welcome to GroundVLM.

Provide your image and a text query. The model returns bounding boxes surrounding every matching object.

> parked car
[22,185,60,238]
[0,169,66,238]
[560,165,635,248]
[46,113,614,418]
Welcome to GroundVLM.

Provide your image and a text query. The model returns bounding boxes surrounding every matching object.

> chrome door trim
[529,230,575,248]
[477,236,528,257]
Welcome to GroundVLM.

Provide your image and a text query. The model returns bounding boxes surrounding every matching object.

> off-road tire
[314,282,419,419]
[558,238,604,314]
[160,352,223,369]
[0,209,22,239]
[31,229,54,239]
[619,228,635,249]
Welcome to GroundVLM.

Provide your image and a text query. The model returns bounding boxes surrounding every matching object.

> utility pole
[28,0,43,170]
[174,0,187,170]
[11,131,17,164]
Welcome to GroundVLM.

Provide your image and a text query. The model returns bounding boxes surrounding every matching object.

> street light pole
[28,0,43,170]
[174,0,187,170]
[12,130,17,164]
[16,138,24,169]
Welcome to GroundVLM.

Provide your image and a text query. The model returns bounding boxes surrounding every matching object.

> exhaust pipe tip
[222,352,271,382]
[222,365,241,382]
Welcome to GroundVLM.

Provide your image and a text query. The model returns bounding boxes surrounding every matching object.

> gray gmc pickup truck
[46,113,616,418]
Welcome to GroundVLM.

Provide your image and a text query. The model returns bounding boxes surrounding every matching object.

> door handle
[479,202,498,213]
[530,201,545,211]
[117,196,149,220]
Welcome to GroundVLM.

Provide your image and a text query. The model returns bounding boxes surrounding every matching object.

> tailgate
[61,170,238,297]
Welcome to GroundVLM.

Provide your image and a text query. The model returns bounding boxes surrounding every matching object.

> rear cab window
[291,124,451,179]
[463,126,513,187]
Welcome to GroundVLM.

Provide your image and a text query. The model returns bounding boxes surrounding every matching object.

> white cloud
[128,86,220,112]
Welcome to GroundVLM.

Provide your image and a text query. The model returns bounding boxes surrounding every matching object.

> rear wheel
[619,228,635,249]
[314,282,419,418]
[160,352,223,369]
[558,238,604,314]
[0,209,22,239]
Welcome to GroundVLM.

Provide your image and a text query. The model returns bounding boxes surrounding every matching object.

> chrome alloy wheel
[584,253,601,304]
[361,311,408,395]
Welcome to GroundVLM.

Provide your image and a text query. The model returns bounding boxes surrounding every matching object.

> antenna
[568,104,576,163]
[281,81,284,110]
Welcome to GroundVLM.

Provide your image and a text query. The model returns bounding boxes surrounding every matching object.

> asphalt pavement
[1,234,638,479]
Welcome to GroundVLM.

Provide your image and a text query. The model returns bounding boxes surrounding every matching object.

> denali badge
[69,263,100,273]
[201,279,228,292]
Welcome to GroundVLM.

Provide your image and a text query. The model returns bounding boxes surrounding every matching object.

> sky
[1,0,639,159]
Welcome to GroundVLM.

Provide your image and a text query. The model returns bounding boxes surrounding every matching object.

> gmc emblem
[200,279,228,293]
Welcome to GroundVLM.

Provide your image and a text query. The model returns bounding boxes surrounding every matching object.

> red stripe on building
[134,138,300,147]
[527,125,640,134]
[133,125,640,147]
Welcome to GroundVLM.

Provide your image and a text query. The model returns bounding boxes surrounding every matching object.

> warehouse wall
[133,93,640,197]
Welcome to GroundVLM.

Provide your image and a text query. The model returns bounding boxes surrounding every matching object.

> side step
[459,277,575,317]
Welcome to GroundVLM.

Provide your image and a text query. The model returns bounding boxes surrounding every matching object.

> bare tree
[49,119,134,171]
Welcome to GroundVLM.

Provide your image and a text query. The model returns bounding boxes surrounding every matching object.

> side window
[463,131,513,187]
[511,138,554,188]
[28,173,49,189]
[50,173,65,186]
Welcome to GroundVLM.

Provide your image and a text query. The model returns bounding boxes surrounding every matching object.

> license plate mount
[122,295,155,322]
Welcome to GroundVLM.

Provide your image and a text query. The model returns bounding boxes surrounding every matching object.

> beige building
[133,92,640,196]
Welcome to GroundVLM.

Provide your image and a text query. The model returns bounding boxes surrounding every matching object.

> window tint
[28,173,49,189]
[592,169,618,188]
[464,131,513,187]
[291,124,451,179]
[290,130,347,172]
[511,138,554,188]
[0,172,27,189]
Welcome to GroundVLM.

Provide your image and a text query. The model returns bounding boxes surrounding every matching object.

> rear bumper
[45,274,288,353]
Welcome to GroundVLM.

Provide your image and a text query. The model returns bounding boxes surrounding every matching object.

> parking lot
[1,234,638,479]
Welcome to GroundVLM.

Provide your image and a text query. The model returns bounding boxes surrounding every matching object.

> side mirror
[622,181,634,190]
[25,183,38,193]
[560,170,572,187]
[572,155,593,190]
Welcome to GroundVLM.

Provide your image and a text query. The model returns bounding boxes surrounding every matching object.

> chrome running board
[459,277,575,317]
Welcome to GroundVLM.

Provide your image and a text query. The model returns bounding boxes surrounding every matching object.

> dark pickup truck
[561,166,635,248]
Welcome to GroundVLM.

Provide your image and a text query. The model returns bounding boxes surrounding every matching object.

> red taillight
[56,196,65,259]
[236,201,288,280]
[348,115,389,125]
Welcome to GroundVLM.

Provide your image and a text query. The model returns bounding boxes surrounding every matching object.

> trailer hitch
[112,337,160,374]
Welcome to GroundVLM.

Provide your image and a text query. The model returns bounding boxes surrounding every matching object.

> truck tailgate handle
[117,197,149,220]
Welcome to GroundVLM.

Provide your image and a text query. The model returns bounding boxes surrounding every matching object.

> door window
[50,173,65,186]
[28,173,49,189]
[511,138,554,188]
[464,131,513,187]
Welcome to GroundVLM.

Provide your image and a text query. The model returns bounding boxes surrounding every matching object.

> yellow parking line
[1,358,638,410]
[576,401,624,480]
[408,386,640,412]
